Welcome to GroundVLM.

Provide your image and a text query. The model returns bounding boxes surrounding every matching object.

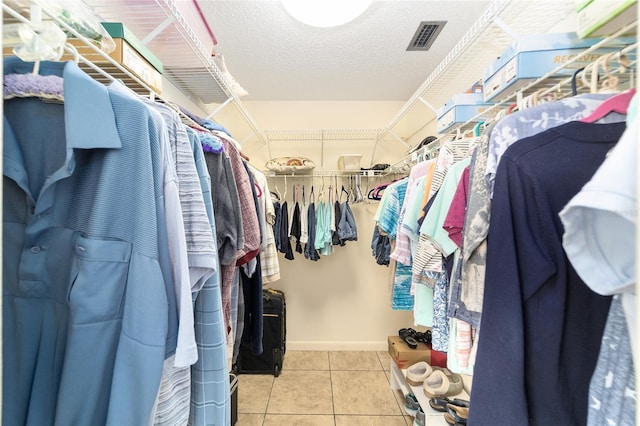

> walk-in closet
[2,0,638,425]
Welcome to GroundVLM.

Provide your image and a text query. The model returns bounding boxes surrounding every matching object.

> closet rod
[266,170,382,178]
[532,42,637,101]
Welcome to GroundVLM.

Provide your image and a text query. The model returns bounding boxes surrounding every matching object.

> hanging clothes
[315,201,334,256]
[459,94,624,326]
[273,200,282,252]
[3,58,170,425]
[290,199,302,253]
[332,198,342,246]
[377,178,413,310]
[337,201,357,243]
[278,200,294,260]
[186,128,229,426]
[392,159,436,266]
[304,199,321,261]
[560,109,638,357]
[469,120,626,426]
[250,167,280,284]
[586,295,636,425]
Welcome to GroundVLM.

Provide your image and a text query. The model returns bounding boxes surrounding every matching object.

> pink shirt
[443,166,470,249]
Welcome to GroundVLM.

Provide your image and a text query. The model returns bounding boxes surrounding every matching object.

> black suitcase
[236,288,286,377]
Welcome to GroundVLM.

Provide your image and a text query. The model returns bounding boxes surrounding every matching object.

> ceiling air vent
[407,21,447,51]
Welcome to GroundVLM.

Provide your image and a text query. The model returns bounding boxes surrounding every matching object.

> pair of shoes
[423,369,463,398]
[404,393,420,417]
[428,396,469,413]
[406,361,440,386]
[414,330,432,345]
[413,406,425,426]
[399,328,418,349]
[444,403,469,425]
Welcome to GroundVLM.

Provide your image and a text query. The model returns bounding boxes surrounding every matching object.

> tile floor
[236,350,451,426]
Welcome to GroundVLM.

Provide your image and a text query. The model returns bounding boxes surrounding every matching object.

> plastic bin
[338,154,363,171]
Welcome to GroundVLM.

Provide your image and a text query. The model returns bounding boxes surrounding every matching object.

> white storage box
[482,32,635,101]
[338,154,363,171]
[436,93,494,134]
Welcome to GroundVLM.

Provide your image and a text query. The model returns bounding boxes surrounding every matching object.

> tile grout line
[328,352,337,426]
[261,374,277,426]
[379,351,412,426]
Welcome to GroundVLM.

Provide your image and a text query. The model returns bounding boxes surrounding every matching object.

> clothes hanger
[302,184,306,205]
[3,41,81,103]
[3,6,73,103]
[318,176,325,202]
[283,174,288,201]
[580,87,636,123]
[356,174,364,203]
[274,178,282,201]
[340,184,349,203]
[571,67,586,96]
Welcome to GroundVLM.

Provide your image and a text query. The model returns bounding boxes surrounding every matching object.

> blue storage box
[482,32,635,101]
[436,93,494,134]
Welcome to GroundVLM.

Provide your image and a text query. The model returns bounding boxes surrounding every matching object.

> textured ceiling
[196,1,491,101]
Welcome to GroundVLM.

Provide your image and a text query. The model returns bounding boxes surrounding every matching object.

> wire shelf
[265,129,384,142]
[380,0,578,146]
[72,0,265,143]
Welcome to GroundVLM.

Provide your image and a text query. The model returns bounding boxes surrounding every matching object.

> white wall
[214,100,414,168]
[265,199,415,351]
[209,100,423,350]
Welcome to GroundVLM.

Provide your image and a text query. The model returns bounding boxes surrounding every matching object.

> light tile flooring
[236,351,450,426]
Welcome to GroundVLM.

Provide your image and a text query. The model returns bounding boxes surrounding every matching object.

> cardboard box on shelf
[388,335,447,369]
[57,22,163,94]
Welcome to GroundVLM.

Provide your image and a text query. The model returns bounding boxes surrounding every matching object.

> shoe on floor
[423,369,463,398]
[413,406,425,426]
[404,392,420,417]
[429,396,469,412]
[447,402,469,424]
[406,361,434,386]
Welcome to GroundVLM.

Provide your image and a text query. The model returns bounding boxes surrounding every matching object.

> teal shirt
[3,57,170,425]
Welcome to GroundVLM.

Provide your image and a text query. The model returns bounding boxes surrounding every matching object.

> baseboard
[287,341,388,351]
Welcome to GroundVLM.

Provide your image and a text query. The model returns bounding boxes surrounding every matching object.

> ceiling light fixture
[281,0,373,28]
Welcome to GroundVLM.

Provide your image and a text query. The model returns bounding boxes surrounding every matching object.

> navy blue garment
[304,203,320,261]
[469,121,625,426]
[278,201,294,260]
[273,201,282,251]
[370,227,390,266]
[332,200,342,245]
[240,255,264,355]
[290,202,302,253]
[239,165,264,356]
[417,188,439,229]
